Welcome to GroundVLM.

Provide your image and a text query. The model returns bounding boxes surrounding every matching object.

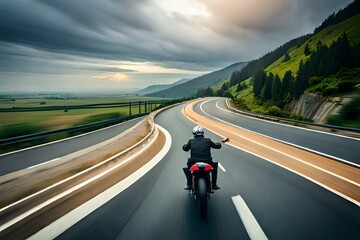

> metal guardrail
[0,100,169,112]
[226,99,360,134]
[0,113,149,147]
[0,99,178,148]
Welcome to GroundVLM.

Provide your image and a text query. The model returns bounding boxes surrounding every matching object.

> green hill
[225,1,360,126]
[266,13,360,79]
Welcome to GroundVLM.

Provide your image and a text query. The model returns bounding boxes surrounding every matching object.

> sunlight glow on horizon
[114,61,209,75]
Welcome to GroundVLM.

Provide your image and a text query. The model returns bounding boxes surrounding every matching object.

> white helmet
[192,125,204,136]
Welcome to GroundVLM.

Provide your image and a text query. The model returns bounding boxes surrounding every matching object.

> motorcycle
[187,162,214,218]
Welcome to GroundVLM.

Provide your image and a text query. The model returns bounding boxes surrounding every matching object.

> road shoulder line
[184,98,360,207]
[0,117,144,157]
[214,99,360,168]
[27,125,172,240]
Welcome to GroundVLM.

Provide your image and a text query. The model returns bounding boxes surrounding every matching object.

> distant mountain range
[145,62,248,98]
[133,78,191,96]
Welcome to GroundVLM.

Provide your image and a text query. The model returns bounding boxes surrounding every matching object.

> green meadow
[0,96,162,140]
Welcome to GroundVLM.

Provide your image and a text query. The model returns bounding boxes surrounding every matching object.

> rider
[182,125,227,190]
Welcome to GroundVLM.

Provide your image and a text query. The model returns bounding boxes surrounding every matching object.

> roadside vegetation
[197,1,360,128]
[326,92,360,128]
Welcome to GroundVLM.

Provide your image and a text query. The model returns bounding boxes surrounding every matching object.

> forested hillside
[219,0,360,127]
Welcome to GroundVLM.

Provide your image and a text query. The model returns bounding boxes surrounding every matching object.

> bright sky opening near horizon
[0,0,353,93]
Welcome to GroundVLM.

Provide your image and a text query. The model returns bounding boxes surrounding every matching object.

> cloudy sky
[0,0,353,93]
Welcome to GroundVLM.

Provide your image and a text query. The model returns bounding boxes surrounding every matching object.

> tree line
[228,35,310,87]
[314,0,360,34]
[196,1,360,100]
[196,34,310,98]
[251,33,353,108]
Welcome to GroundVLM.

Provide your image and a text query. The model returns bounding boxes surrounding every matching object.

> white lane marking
[0,120,151,214]
[221,98,360,141]
[219,162,226,172]
[27,125,172,240]
[232,195,268,240]
[27,158,61,169]
[213,99,360,168]
[200,99,360,185]
[192,99,360,206]
[0,124,159,231]
[0,117,144,157]
[229,143,360,207]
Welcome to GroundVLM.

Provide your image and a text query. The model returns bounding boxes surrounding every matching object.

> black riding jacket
[182,135,221,162]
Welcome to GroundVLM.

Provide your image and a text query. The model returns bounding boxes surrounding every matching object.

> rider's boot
[183,167,192,190]
[212,184,221,190]
[211,162,220,190]
[184,183,192,190]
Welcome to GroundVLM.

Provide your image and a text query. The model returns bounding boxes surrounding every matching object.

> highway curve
[52,100,360,240]
[0,117,144,175]
[197,98,360,166]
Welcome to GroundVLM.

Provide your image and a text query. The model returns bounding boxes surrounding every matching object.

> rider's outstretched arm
[211,141,221,149]
[182,141,191,151]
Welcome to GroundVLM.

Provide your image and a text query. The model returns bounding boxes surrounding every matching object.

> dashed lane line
[219,162,226,172]
[232,195,268,240]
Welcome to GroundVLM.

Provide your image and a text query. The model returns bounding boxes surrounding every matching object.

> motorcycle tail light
[204,165,213,171]
[190,165,199,172]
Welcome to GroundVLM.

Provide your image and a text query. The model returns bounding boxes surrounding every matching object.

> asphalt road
[57,102,360,240]
[198,98,360,166]
[0,117,144,175]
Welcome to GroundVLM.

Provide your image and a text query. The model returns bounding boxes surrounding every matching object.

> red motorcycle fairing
[189,162,213,173]
[187,162,213,218]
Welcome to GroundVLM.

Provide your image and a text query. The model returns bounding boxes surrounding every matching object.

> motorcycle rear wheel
[197,178,208,218]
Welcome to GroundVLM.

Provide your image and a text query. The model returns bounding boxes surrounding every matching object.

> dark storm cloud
[0,0,353,65]
[0,43,137,74]
[0,0,355,92]
[0,0,162,62]
[37,0,153,32]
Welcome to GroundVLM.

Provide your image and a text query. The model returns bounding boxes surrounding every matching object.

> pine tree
[196,87,213,97]
[293,61,308,99]
[304,43,311,56]
[230,71,239,86]
[282,70,294,105]
[253,69,267,96]
[271,74,282,106]
[237,82,246,91]
[218,82,229,96]
[333,33,351,69]
[314,41,329,75]
[283,52,291,62]
[261,73,273,101]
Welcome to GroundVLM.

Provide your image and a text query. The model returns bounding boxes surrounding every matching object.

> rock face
[289,93,338,122]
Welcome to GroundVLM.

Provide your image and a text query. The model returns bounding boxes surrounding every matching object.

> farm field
[0,96,164,140]
[0,96,160,108]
